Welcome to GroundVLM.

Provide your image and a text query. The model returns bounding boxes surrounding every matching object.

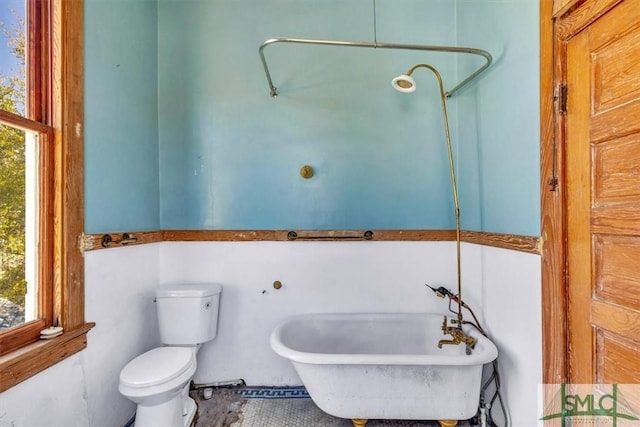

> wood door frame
[541,0,565,385]
[541,0,627,384]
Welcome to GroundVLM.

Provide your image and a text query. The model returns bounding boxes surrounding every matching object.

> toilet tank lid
[156,283,222,298]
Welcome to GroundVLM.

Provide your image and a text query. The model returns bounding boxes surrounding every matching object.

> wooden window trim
[0,0,93,392]
[0,323,93,392]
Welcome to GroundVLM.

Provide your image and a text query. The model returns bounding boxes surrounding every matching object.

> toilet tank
[156,283,222,345]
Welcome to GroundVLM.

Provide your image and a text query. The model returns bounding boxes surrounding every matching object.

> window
[0,0,52,352]
[0,0,90,392]
[0,125,43,335]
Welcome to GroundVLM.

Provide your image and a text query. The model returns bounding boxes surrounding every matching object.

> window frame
[0,0,54,357]
[0,0,92,392]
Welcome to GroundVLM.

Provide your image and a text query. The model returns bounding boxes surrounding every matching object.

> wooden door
[565,0,640,384]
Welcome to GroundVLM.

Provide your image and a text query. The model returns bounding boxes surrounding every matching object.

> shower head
[391,74,416,93]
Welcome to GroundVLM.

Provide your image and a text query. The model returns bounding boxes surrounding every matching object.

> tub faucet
[438,316,476,350]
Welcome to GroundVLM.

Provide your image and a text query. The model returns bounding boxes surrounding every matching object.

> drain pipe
[192,379,246,389]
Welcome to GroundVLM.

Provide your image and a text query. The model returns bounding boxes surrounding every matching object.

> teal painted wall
[456,0,540,236]
[158,0,460,230]
[84,0,159,233]
[83,0,540,236]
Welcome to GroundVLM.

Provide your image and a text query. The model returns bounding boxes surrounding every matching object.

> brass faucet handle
[437,319,477,350]
[462,334,477,349]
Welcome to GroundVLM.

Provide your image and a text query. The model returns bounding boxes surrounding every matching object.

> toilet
[119,283,222,427]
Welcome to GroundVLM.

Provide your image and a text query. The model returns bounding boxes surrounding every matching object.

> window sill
[0,322,95,393]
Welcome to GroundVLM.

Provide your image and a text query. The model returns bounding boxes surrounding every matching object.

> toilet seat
[120,347,195,388]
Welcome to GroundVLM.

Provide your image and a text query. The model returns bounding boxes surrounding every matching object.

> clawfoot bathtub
[270,313,498,427]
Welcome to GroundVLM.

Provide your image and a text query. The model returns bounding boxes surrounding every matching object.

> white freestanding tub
[270,313,498,425]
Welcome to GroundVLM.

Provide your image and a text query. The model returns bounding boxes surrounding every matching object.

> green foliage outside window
[0,14,27,307]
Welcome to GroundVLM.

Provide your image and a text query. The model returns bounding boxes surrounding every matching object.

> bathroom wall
[82,245,162,427]
[0,243,539,427]
[84,0,159,233]
[157,0,540,236]
[80,0,542,236]
[160,241,462,385]
[158,0,460,230]
[455,1,543,423]
[83,0,162,421]
[477,245,541,425]
[0,244,161,427]
[0,1,161,426]
[456,0,540,236]
[0,355,89,427]
[160,241,541,426]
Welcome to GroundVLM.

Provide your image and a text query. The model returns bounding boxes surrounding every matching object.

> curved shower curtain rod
[258,37,492,98]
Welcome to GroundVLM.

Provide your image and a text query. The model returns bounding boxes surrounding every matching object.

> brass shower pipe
[391,64,469,346]
[258,37,492,98]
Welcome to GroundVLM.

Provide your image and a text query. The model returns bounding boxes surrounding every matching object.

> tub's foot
[351,419,368,427]
[438,421,457,427]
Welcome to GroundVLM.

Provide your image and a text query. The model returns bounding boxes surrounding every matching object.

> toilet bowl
[120,347,197,427]
[119,283,222,427]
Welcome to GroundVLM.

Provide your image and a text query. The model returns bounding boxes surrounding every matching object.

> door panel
[592,205,640,235]
[589,0,640,143]
[597,330,640,384]
[593,134,640,206]
[594,235,640,311]
[566,0,640,384]
[592,23,640,115]
[591,300,640,338]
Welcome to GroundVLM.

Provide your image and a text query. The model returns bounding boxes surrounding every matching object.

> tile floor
[191,386,471,427]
